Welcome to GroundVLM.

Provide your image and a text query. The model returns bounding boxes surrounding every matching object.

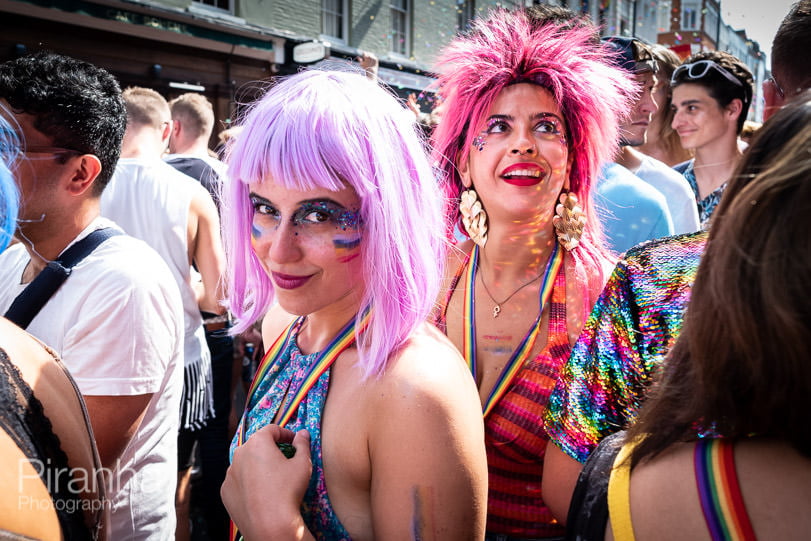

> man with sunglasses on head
[0,53,183,539]
[670,51,754,228]
[542,1,809,526]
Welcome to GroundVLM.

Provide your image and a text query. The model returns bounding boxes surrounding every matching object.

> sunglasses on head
[671,60,744,89]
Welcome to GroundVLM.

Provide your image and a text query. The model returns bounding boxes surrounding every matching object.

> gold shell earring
[553,191,586,251]
[459,189,488,247]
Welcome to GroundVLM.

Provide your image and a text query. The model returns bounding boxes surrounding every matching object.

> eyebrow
[487,112,565,124]
[674,99,703,107]
[248,192,349,209]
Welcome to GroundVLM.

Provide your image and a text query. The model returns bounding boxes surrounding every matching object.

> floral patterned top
[231,320,351,540]
[683,160,726,229]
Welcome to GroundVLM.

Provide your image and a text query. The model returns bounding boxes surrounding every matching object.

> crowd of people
[0,1,809,540]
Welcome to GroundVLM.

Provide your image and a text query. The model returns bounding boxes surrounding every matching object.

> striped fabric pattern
[180,353,214,430]
[483,268,569,537]
[695,439,757,541]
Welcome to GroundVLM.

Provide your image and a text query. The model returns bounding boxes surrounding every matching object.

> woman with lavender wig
[432,9,634,539]
[219,69,487,540]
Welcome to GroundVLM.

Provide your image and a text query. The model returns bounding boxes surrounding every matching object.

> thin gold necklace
[478,264,544,318]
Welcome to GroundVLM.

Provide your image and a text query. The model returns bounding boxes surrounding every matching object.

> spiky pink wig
[431,8,635,311]
[223,70,446,378]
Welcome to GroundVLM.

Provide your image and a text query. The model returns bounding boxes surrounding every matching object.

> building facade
[0,0,769,141]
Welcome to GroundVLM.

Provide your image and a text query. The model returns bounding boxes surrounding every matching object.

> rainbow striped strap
[237,310,371,445]
[463,243,564,418]
[235,316,302,446]
[695,439,757,541]
[275,309,371,427]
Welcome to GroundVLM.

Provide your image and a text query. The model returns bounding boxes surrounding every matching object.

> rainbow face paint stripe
[695,439,757,541]
[334,234,362,263]
[463,242,564,417]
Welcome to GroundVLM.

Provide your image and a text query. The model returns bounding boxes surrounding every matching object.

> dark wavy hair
[671,50,754,134]
[628,91,811,466]
[0,52,126,195]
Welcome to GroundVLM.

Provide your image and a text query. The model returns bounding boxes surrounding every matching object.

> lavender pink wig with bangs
[432,9,635,291]
[223,69,445,378]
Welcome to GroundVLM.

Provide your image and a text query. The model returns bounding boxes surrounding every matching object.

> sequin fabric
[231,322,350,540]
[683,160,726,228]
[544,230,707,463]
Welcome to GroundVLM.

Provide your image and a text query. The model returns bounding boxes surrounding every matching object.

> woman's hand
[221,425,315,540]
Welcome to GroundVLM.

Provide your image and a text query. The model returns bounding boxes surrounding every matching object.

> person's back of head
[0,52,126,195]
[771,0,811,101]
[168,92,215,154]
[628,91,811,464]
[670,50,754,134]
[122,86,171,157]
[524,4,597,38]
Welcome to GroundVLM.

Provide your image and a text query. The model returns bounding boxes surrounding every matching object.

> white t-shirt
[0,217,183,540]
[102,158,208,368]
[634,155,701,235]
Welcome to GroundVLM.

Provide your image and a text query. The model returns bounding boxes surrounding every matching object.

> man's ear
[171,119,181,139]
[456,151,473,188]
[67,154,103,196]
[162,120,173,146]
[726,98,743,124]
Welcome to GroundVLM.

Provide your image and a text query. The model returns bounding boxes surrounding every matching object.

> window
[456,0,475,32]
[682,1,699,31]
[193,0,232,13]
[390,0,409,56]
[322,0,348,42]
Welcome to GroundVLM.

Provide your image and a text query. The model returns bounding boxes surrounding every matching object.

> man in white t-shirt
[604,36,700,235]
[0,53,183,539]
[101,87,226,541]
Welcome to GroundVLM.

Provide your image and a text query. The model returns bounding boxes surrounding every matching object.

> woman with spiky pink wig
[432,8,635,539]
[219,69,487,540]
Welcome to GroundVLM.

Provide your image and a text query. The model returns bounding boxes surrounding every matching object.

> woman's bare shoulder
[367,322,478,413]
[629,439,811,540]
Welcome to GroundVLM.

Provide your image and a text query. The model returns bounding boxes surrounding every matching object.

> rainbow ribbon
[237,309,371,445]
[463,242,563,418]
[695,439,757,541]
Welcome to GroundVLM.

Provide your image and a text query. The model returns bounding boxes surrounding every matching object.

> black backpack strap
[4,228,123,329]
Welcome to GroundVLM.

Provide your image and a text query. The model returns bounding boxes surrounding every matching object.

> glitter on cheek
[472,134,487,152]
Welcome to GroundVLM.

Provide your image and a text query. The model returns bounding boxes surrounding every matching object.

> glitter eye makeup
[249,193,364,255]
[292,200,363,230]
[471,113,568,151]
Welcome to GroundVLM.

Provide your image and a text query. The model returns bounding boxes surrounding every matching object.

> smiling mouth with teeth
[503,169,542,178]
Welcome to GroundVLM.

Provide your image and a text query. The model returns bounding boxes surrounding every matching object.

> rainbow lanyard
[695,439,757,541]
[236,309,371,445]
[463,242,563,418]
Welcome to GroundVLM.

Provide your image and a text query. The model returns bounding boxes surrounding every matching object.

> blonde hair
[169,92,215,140]
[122,86,170,129]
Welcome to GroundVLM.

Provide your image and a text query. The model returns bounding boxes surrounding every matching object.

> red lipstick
[272,271,313,290]
[500,162,545,187]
